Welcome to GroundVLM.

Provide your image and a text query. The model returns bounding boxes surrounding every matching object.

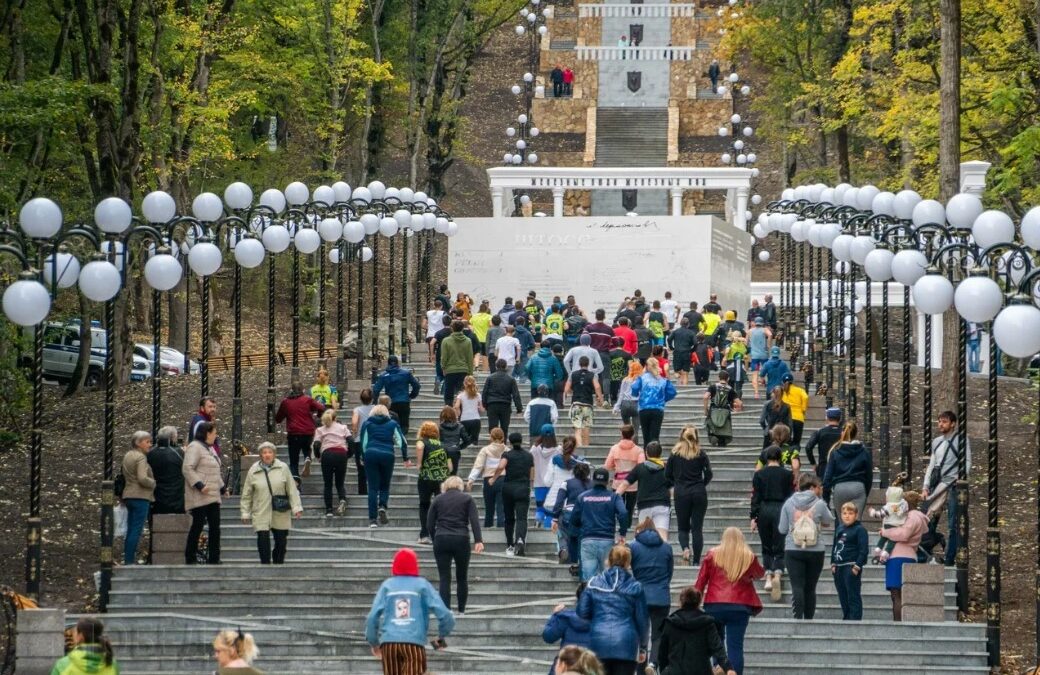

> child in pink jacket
[879,490,929,621]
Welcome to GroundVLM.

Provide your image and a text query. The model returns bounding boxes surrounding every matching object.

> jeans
[534,486,551,527]
[580,538,614,581]
[349,440,367,495]
[443,372,466,405]
[364,451,395,521]
[786,549,825,619]
[433,534,472,612]
[287,433,313,478]
[967,339,981,372]
[418,479,441,538]
[389,401,411,435]
[502,482,530,546]
[675,488,707,562]
[461,419,481,447]
[639,408,665,444]
[704,603,750,674]
[123,498,150,565]
[321,450,348,511]
[486,402,513,434]
[185,502,221,564]
[256,529,288,564]
[756,502,785,572]
[648,604,669,665]
[929,485,959,565]
[561,510,580,566]
[482,477,505,526]
[833,565,863,620]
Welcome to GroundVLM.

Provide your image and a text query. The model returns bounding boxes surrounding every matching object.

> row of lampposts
[758,181,1040,667]
[0,180,458,607]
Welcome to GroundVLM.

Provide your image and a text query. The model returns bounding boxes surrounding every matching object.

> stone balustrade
[574,46,694,60]
[578,3,698,17]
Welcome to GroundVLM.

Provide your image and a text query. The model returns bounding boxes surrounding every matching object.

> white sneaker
[770,571,783,602]
[763,576,773,591]
[417,536,432,545]
[505,546,516,557]
[302,457,312,477]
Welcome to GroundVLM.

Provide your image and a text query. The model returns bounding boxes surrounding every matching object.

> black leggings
[461,419,481,446]
[486,403,512,434]
[601,660,637,675]
[418,479,441,538]
[757,502,786,572]
[349,441,367,495]
[675,487,708,562]
[321,450,348,510]
[185,502,221,564]
[502,483,530,546]
[786,549,825,619]
[639,408,664,444]
[287,434,313,478]
[389,401,411,435]
[648,604,669,665]
[433,534,472,612]
[256,529,288,564]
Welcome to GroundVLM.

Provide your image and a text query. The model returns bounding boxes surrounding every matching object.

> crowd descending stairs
[92,343,988,674]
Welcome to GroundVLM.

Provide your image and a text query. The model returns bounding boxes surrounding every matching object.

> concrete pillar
[959,160,991,196]
[670,188,683,216]
[725,188,735,225]
[915,310,944,369]
[735,186,749,230]
[491,187,504,218]
[503,189,514,217]
[552,188,565,217]
[17,608,66,675]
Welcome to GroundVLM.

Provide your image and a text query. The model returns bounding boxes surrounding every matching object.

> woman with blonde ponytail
[694,527,764,674]
[629,357,677,444]
[212,628,262,674]
[555,645,605,675]
[666,426,714,565]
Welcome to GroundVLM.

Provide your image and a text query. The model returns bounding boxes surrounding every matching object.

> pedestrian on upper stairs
[424,298,446,359]
[657,587,736,675]
[528,341,567,398]
[629,357,677,445]
[804,407,843,477]
[454,375,484,446]
[630,517,674,672]
[762,294,778,332]
[758,346,790,397]
[618,35,629,59]
[750,444,793,602]
[551,64,565,97]
[467,427,508,527]
[778,473,834,620]
[527,384,561,438]
[495,324,523,374]
[831,501,868,621]
[183,421,224,565]
[212,629,263,674]
[566,355,604,448]
[435,284,452,312]
[439,405,472,477]
[432,314,453,393]
[188,396,221,456]
[240,441,303,564]
[758,385,792,450]
[416,421,451,544]
[691,334,713,385]
[533,424,564,527]
[704,370,741,447]
[428,475,484,613]
[583,309,615,395]
[440,319,474,405]
[309,365,338,409]
[366,548,455,675]
[565,333,605,376]
[667,318,697,386]
[633,318,654,365]
[149,425,185,515]
[51,617,119,675]
[563,66,575,96]
[121,430,155,565]
[360,404,412,528]
[607,337,634,404]
[746,299,763,326]
[275,380,325,479]
[483,358,524,434]
[747,317,772,399]
[606,424,644,517]
[544,436,586,561]
[470,301,493,371]
[543,583,593,675]
[614,441,671,540]
[779,373,809,448]
[486,314,506,372]
[514,316,537,383]
[555,645,605,675]
[550,458,593,575]
[371,355,421,435]
[350,388,374,495]
[572,467,629,581]
[453,292,473,320]
[614,318,638,355]
[757,424,800,479]
[708,59,721,93]
[613,361,643,439]
[921,409,971,567]
[822,421,872,517]
[694,526,764,675]
[881,490,928,621]
[577,544,650,675]
[313,408,352,517]
[666,426,713,566]
[490,431,535,556]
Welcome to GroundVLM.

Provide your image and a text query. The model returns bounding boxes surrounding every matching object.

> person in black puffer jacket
[148,425,185,514]
[658,586,736,675]
[438,406,472,476]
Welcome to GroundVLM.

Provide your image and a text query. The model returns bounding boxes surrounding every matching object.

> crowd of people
[96,285,972,675]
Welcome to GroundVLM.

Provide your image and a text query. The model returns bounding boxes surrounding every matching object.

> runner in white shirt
[494,325,522,367]
[660,291,679,329]
[424,299,446,361]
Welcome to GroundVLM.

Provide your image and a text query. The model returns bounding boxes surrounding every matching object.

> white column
[503,188,514,217]
[915,310,945,369]
[491,187,504,218]
[552,187,565,217]
[735,186,749,230]
[670,188,683,216]
[916,310,926,368]
[959,160,991,196]
[725,189,735,225]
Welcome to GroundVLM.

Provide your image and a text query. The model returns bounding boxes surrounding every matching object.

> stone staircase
[90,343,989,674]
[593,108,668,214]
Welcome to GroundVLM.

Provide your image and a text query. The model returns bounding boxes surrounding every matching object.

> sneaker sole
[378,509,389,525]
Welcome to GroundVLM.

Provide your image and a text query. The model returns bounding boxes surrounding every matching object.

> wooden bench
[207,347,339,372]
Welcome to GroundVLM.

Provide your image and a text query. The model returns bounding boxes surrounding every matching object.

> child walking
[831,502,869,620]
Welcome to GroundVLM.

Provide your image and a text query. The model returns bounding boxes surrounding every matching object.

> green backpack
[648,311,666,339]
[419,438,451,481]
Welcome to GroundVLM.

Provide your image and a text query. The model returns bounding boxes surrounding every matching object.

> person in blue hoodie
[366,548,455,675]
[527,345,566,398]
[542,582,593,675]
[577,544,650,673]
[371,355,421,434]
[831,501,869,620]
[572,467,629,581]
[757,346,791,397]
[630,517,674,671]
[629,356,677,444]
[360,405,411,528]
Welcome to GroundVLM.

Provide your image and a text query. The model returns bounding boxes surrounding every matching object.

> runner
[564,356,604,448]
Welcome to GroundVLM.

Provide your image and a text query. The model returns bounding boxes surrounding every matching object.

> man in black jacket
[804,407,843,477]
[482,359,523,434]
[667,318,697,385]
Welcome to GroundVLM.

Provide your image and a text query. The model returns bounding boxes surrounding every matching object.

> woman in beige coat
[182,421,224,564]
[121,430,155,565]
[241,442,303,564]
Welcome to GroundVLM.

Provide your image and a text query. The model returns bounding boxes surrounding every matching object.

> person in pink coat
[879,490,929,621]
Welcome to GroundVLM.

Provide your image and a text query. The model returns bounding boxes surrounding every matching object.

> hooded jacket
[694,549,764,614]
[563,345,604,374]
[50,644,119,675]
[524,397,559,437]
[275,393,324,435]
[365,549,455,647]
[657,607,732,675]
[371,365,421,403]
[468,442,507,481]
[759,357,791,394]
[526,348,566,390]
[577,566,649,661]
[823,440,873,501]
[359,414,408,460]
[438,421,472,453]
[629,373,677,411]
[572,484,628,539]
[605,440,645,490]
[531,444,562,489]
[624,459,670,508]
[630,529,674,607]
[440,332,475,375]
[778,489,835,552]
[541,608,592,651]
[543,453,584,510]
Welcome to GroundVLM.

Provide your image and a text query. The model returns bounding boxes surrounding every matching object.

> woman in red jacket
[275,381,326,479]
[694,526,764,675]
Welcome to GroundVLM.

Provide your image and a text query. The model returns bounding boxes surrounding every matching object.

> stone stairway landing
[592,107,668,214]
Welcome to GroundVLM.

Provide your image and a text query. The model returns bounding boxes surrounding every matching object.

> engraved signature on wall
[585,219,660,230]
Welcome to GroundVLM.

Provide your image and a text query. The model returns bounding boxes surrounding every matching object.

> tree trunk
[63,295,93,397]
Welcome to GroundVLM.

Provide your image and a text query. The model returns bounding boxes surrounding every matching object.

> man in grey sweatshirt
[777,473,835,619]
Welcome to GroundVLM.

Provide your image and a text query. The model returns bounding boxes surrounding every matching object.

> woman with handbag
[240,441,303,564]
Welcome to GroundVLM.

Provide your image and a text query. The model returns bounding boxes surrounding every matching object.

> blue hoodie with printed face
[365,549,455,647]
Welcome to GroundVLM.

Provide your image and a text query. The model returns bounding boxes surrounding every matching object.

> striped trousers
[380,642,427,675]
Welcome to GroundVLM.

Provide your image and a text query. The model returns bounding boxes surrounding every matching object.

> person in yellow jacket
[51,618,119,675]
[469,301,493,370]
[780,373,809,448]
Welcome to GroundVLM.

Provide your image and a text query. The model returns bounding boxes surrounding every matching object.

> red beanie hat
[391,548,420,576]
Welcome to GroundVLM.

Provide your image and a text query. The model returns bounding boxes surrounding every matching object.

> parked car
[36,321,106,386]
[133,343,201,377]
[130,357,152,382]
